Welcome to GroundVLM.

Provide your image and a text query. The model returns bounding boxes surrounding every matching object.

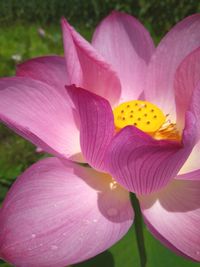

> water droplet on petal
[107,208,118,217]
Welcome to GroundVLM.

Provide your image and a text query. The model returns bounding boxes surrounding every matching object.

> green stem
[131,193,147,267]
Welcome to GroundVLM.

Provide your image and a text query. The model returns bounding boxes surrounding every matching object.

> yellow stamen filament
[153,120,181,141]
[113,100,180,141]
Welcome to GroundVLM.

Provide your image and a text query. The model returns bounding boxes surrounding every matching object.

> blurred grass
[0,13,200,267]
[0,24,92,77]
[1,0,200,37]
[0,24,60,77]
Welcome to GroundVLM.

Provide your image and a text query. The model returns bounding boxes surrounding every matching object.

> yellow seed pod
[113,100,166,133]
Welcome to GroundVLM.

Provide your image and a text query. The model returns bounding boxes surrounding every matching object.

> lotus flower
[0,11,200,267]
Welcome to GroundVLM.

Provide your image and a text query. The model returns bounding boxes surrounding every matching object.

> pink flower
[0,11,200,266]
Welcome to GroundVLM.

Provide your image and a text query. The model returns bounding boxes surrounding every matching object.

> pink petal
[61,18,121,106]
[16,56,69,96]
[0,77,81,161]
[145,14,200,118]
[175,47,200,131]
[92,11,155,101]
[67,85,114,171]
[105,112,197,195]
[177,169,200,181]
[139,178,200,261]
[0,158,133,267]
[179,141,200,175]
[189,81,200,138]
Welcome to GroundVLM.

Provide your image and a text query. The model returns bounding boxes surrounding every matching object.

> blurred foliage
[0,24,62,77]
[1,1,200,266]
[0,0,200,38]
[0,24,91,77]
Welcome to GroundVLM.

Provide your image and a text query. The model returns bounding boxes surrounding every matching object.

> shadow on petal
[72,164,134,223]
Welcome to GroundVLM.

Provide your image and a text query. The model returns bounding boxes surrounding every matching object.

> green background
[0,0,200,266]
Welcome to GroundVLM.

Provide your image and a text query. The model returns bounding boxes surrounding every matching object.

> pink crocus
[0,11,200,266]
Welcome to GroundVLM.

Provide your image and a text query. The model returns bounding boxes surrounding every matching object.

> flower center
[113,100,181,141]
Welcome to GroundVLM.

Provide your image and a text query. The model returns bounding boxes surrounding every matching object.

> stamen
[153,123,181,141]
